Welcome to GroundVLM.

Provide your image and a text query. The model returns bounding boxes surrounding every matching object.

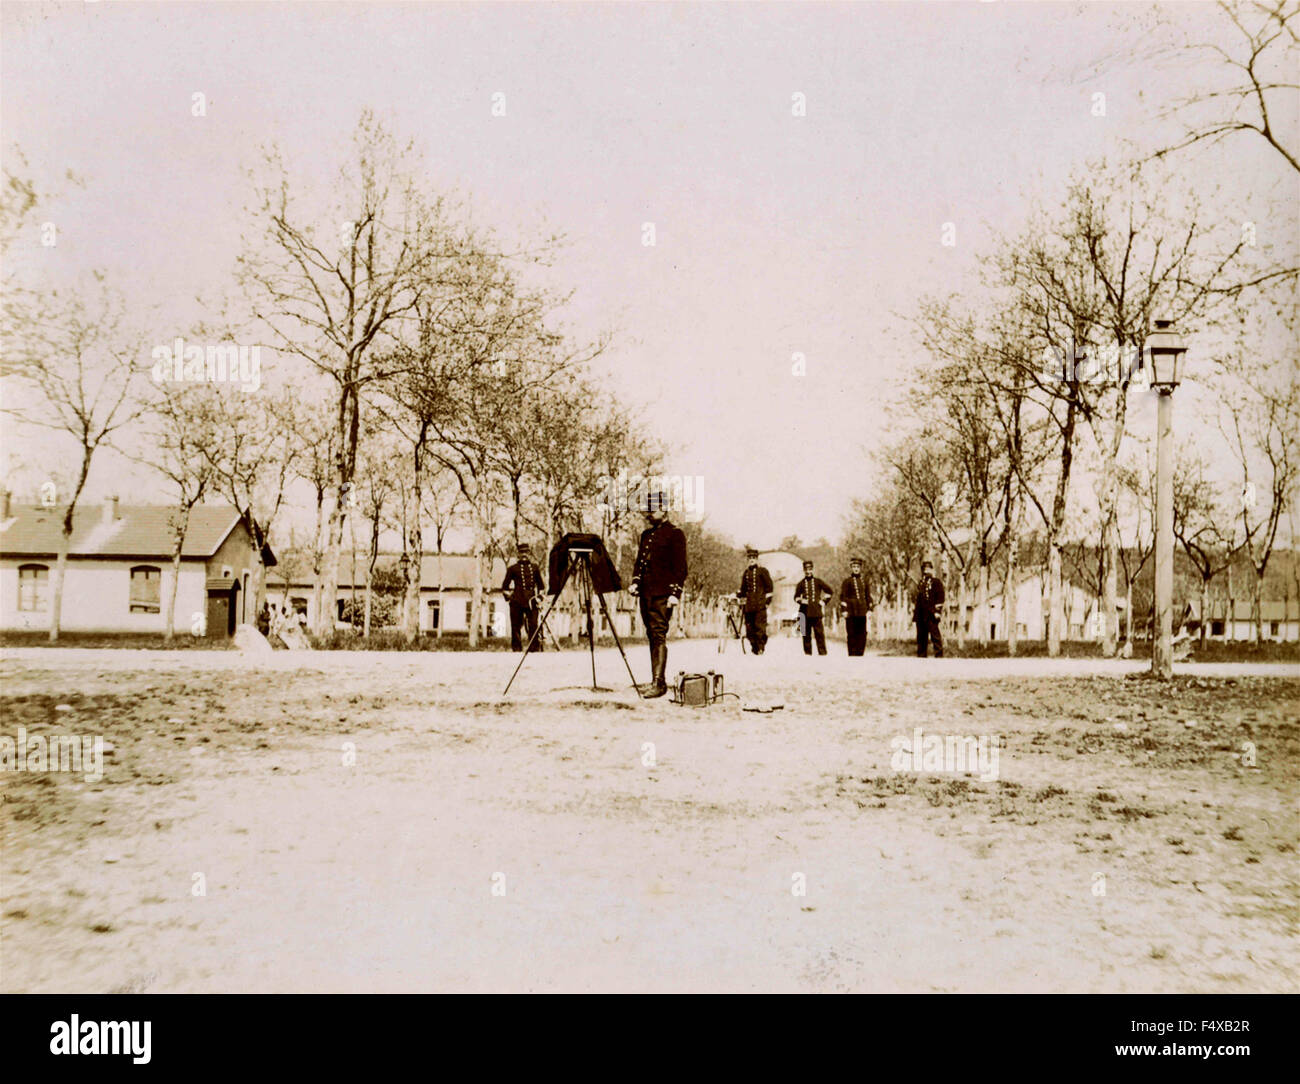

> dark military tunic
[633,521,687,601]
[793,573,833,655]
[913,573,945,658]
[737,565,773,613]
[737,564,773,653]
[633,519,688,653]
[840,572,873,656]
[502,557,545,652]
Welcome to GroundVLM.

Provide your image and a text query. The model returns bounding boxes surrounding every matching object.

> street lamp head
[1146,317,1187,392]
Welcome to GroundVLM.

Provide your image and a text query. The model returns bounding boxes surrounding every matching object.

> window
[487,601,497,636]
[290,597,308,617]
[465,601,473,627]
[129,566,161,614]
[427,599,440,630]
[17,564,49,612]
[1211,620,1224,637]
[1015,623,1027,638]
[1270,622,1280,638]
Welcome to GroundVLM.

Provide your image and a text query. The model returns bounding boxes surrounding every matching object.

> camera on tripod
[502,531,639,696]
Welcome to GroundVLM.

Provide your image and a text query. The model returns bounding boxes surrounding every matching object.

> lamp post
[1146,318,1188,679]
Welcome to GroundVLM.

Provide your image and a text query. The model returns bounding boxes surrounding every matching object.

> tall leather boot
[639,643,668,698]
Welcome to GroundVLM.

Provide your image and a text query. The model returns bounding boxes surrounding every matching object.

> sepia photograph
[0,0,1297,1047]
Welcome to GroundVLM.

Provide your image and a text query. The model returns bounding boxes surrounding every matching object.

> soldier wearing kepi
[839,556,874,657]
[913,559,945,658]
[793,559,834,656]
[501,542,546,652]
[736,547,773,655]
[629,490,688,697]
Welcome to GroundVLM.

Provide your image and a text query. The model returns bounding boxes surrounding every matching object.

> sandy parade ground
[1,639,1297,993]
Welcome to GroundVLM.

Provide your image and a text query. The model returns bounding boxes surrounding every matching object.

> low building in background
[268,553,510,638]
[1184,599,1300,642]
[0,495,272,636]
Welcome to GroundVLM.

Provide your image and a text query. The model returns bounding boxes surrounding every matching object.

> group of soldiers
[732,552,944,658]
[499,498,948,693]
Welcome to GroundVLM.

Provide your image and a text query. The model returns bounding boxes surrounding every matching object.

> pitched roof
[0,502,245,559]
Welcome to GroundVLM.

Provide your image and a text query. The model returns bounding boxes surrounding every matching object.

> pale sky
[3,1,1295,547]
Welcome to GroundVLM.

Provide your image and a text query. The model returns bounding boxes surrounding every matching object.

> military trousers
[509,601,542,652]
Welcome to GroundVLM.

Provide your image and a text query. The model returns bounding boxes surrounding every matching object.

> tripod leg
[502,568,569,696]
[594,583,643,696]
[537,607,562,651]
[584,571,598,691]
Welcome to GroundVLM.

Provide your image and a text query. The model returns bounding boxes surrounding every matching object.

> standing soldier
[913,559,945,658]
[501,542,546,652]
[839,556,873,657]
[793,559,834,656]
[630,491,688,697]
[736,547,773,655]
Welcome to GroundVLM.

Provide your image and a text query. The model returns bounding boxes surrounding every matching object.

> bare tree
[201,389,300,619]
[2,275,143,640]
[136,383,217,639]
[1166,447,1242,644]
[1001,162,1249,656]
[1216,326,1300,641]
[1152,1,1300,175]
[285,394,340,626]
[353,431,400,637]
[237,110,481,635]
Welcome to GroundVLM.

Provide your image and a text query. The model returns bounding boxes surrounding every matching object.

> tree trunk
[311,488,325,632]
[468,534,482,649]
[319,377,361,636]
[976,561,990,643]
[955,570,967,649]
[48,540,70,642]
[1047,544,1063,657]
[317,504,346,636]
[164,507,191,641]
[1227,563,1236,642]
[1253,571,1265,643]
[436,550,445,641]
[249,551,267,629]
[403,427,427,642]
[1097,459,1121,657]
[1004,513,1018,656]
[364,510,379,638]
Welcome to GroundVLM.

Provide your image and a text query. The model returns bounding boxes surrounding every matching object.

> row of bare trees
[846,161,1297,653]
[846,1,1299,654]
[1,113,661,642]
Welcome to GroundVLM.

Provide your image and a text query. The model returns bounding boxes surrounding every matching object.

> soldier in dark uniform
[913,559,945,658]
[839,556,873,657]
[793,559,833,656]
[629,491,688,697]
[501,542,546,652]
[736,547,773,655]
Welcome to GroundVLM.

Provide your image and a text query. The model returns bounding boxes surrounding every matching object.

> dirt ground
[2,639,1297,993]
